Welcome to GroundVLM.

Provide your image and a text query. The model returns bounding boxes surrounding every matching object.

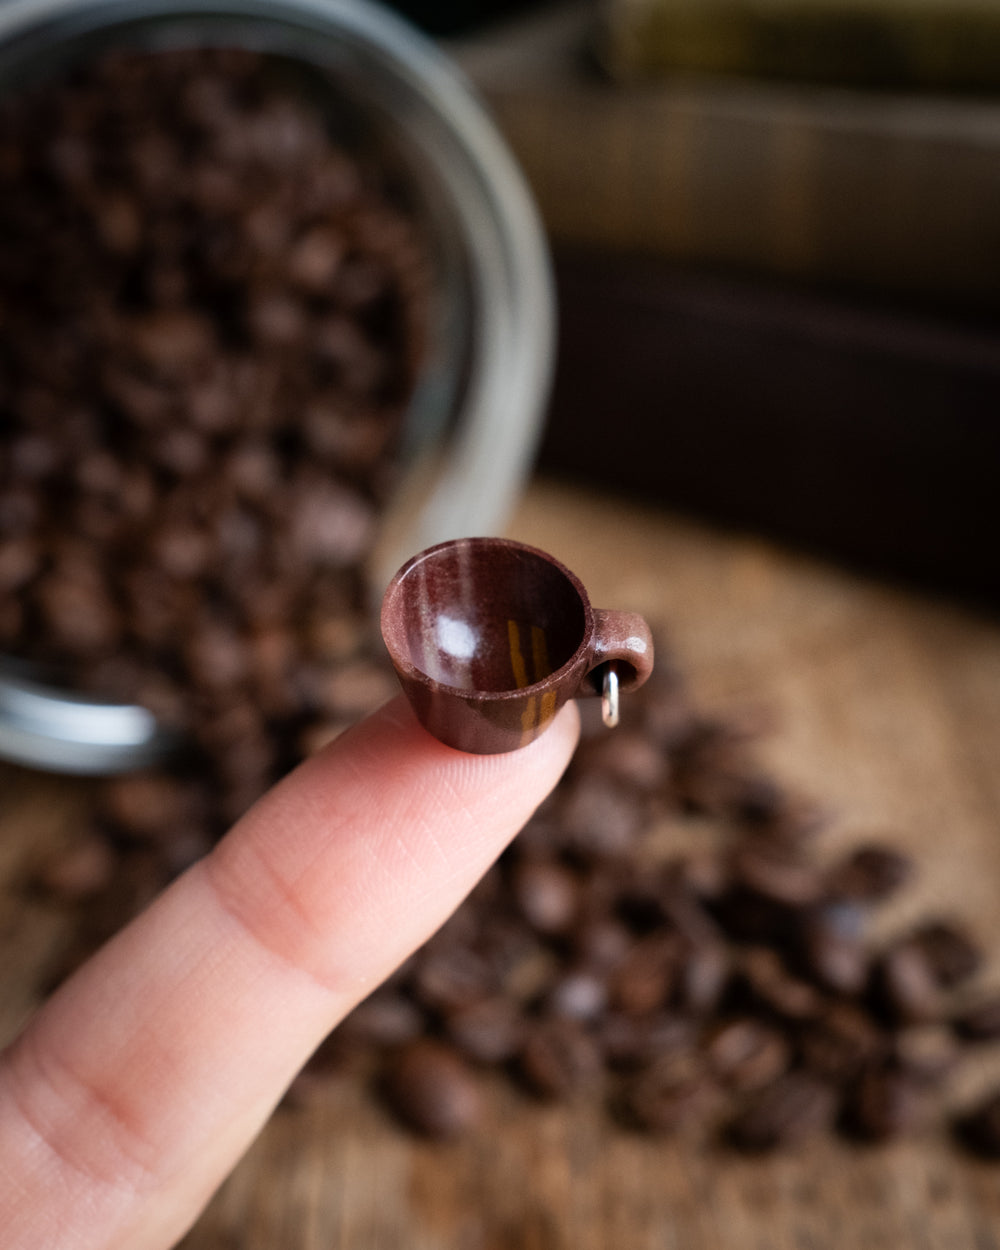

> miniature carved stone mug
[380,537,654,753]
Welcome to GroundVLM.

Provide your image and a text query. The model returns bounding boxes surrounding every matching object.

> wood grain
[3,478,1000,1247]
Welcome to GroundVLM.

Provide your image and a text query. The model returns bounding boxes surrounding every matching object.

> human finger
[0,695,580,1250]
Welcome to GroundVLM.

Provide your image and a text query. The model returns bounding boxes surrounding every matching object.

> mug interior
[390,542,587,692]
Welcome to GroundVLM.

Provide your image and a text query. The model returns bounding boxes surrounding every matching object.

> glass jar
[0,0,554,772]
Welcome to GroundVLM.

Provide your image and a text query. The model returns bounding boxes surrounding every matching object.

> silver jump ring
[601,663,620,729]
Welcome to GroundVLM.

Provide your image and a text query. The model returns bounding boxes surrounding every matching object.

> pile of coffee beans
[0,45,427,834]
[288,665,1000,1153]
[309,666,1000,1154]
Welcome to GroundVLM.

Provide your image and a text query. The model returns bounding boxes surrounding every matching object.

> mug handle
[580,610,655,696]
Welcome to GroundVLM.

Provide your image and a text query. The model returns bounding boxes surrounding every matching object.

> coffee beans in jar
[0,43,428,834]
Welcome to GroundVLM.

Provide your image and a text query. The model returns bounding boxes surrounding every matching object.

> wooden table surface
[3,477,1000,1248]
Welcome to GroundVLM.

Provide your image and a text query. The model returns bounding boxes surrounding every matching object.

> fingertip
[381,691,581,765]
[310,693,580,798]
[211,693,580,998]
[548,696,583,757]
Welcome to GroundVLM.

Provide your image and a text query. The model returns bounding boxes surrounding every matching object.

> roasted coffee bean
[659,872,727,946]
[570,914,634,972]
[616,1051,717,1135]
[738,947,823,1023]
[953,1090,1000,1158]
[870,938,944,1025]
[952,995,1000,1042]
[379,1040,482,1140]
[0,536,41,591]
[30,836,117,903]
[704,1018,790,1093]
[337,992,426,1048]
[613,874,673,936]
[745,793,830,849]
[516,1018,603,1101]
[183,623,250,693]
[34,571,121,657]
[444,996,526,1066]
[556,775,648,858]
[664,851,731,906]
[711,885,798,947]
[495,941,561,1006]
[826,843,914,902]
[509,858,580,937]
[510,812,565,859]
[675,939,731,1016]
[726,1072,836,1153]
[891,1024,960,1083]
[673,765,756,818]
[797,1003,887,1082]
[908,920,983,989]
[611,935,682,1017]
[841,1061,929,1142]
[729,773,786,828]
[731,843,825,909]
[669,716,746,776]
[546,969,610,1023]
[668,715,784,820]
[597,1012,697,1072]
[408,947,497,1015]
[100,773,195,844]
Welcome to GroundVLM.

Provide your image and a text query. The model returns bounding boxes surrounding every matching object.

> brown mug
[380,537,654,754]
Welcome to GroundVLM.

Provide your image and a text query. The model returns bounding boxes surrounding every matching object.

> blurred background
[408,0,1000,608]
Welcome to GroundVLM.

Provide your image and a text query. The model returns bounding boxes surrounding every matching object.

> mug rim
[380,536,596,703]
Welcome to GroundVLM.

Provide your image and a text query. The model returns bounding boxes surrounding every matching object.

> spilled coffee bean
[952,996,1000,1043]
[954,1091,1000,1159]
[725,1072,836,1153]
[516,1016,604,1102]
[840,1060,930,1142]
[704,1017,791,1093]
[380,1040,482,1140]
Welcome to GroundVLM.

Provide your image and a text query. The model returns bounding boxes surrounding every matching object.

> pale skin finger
[0,695,580,1250]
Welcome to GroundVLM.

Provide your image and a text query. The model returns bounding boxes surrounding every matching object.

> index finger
[0,695,580,1250]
